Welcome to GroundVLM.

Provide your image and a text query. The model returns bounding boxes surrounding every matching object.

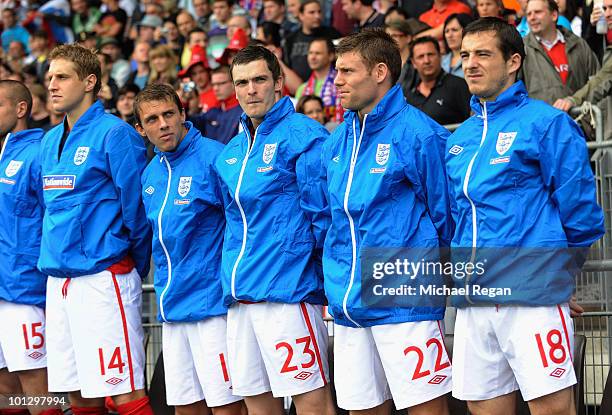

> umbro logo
[449,145,463,155]
[549,368,566,378]
[105,377,125,385]
[294,371,313,381]
[428,374,447,385]
[226,157,238,165]
[144,186,154,195]
[28,351,44,360]
[332,155,340,163]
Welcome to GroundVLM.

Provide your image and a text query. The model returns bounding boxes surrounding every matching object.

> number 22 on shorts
[404,338,450,381]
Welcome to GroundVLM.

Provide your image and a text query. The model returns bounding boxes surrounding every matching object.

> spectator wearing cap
[217,27,249,66]
[404,35,471,126]
[295,37,344,123]
[127,40,151,89]
[76,30,97,49]
[441,13,474,77]
[284,0,341,82]
[262,0,299,38]
[191,65,242,144]
[94,0,128,40]
[1,9,30,53]
[138,14,163,44]
[69,0,101,38]
[522,0,599,104]
[418,0,472,40]
[148,44,178,85]
[100,37,131,87]
[179,44,219,112]
[341,0,385,32]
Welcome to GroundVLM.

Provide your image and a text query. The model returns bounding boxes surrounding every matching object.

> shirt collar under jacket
[155,121,197,163]
[343,84,407,135]
[469,80,528,118]
[8,128,45,143]
[239,96,295,136]
[536,28,566,51]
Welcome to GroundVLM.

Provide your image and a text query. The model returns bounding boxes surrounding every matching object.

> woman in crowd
[148,44,178,85]
[441,13,474,78]
[296,94,338,132]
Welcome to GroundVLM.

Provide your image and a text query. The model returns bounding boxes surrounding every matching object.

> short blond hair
[48,43,102,96]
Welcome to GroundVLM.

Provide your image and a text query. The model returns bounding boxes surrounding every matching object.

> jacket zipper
[462,102,488,304]
[0,133,10,163]
[342,115,368,328]
[230,123,257,300]
[157,156,173,322]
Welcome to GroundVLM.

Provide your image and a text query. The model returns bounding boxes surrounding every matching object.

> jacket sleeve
[538,113,605,247]
[295,124,331,249]
[106,124,152,278]
[569,56,612,106]
[412,131,454,247]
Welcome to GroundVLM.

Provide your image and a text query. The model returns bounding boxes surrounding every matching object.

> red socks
[70,406,109,415]
[116,397,153,415]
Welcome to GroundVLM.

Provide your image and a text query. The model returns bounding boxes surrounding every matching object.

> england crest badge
[178,176,192,197]
[375,144,390,165]
[496,132,517,155]
[262,143,277,165]
[73,146,90,166]
[5,160,23,177]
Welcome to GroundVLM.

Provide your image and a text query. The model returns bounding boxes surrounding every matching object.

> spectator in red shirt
[418,0,472,39]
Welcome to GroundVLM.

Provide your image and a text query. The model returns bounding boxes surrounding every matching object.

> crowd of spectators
[0,0,610,144]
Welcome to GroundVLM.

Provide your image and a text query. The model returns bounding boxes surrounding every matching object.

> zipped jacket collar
[343,84,406,135]
[239,96,294,136]
[470,81,528,118]
[155,121,197,163]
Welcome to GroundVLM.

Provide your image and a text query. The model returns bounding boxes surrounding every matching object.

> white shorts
[0,301,47,372]
[162,317,242,407]
[452,304,576,401]
[226,302,329,398]
[45,269,145,398]
[334,320,452,410]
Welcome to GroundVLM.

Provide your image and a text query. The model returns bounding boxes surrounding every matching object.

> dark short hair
[0,80,32,118]
[384,6,409,20]
[462,17,525,71]
[409,35,440,57]
[134,83,183,124]
[258,21,282,47]
[442,13,475,52]
[188,28,207,41]
[296,94,324,115]
[356,0,375,7]
[230,45,282,81]
[299,0,320,14]
[309,37,335,55]
[212,65,231,77]
[527,0,559,13]
[263,0,284,7]
[336,28,402,85]
[48,43,102,97]
[118,83,141,99]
